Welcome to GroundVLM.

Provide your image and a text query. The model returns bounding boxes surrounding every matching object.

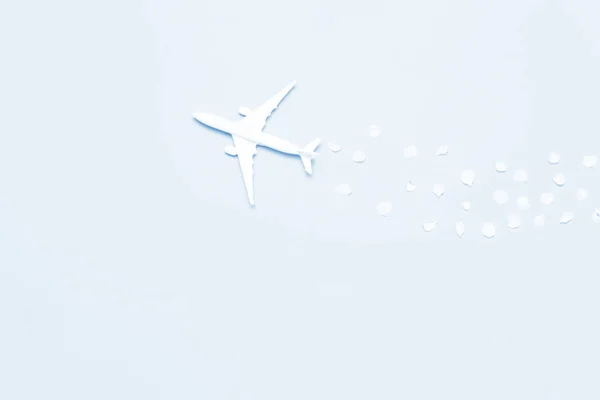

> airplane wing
[245,80,296,130]
[232,136,257,206]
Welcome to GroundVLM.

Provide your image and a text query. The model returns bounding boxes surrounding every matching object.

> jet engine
[224,145,238,156]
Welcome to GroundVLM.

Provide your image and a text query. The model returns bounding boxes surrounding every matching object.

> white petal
[553,173,566,186]
[495,162,507,172]
[328,142,342,152]
[368,125,381,138]
[423,221,438,232]
[376,201,392,216]
[404,145,418,159]
[560,212,573,224]
[577,188,588,201]
[533,214,545,227]
[456,221,465,238]
[548,152,560,164]
[583,155,597,168]
[493,189,509,205]
[540,193,555,205]
[432,184,445,197]
[461,170,475,187]
[461,201,471,211]
[436,146,449,156]
[406,181,417,192]
[352,150,366,163]
[514,169,528,183]
[517,196,530,210]
[482,223,496,238]
[336,184,352,196]
[593,209,600,223]
[508,214,521,229]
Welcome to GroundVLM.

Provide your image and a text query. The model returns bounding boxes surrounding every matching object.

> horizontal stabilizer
[299,138,321,174]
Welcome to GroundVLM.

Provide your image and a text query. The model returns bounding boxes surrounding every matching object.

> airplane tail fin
[299,138,321,175]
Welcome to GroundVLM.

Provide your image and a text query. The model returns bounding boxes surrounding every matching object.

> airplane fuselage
[194,113,302,155]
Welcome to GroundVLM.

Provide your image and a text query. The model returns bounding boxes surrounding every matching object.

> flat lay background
[2,0,600,399]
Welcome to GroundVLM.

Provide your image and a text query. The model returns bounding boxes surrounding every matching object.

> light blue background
[2,0,600,399]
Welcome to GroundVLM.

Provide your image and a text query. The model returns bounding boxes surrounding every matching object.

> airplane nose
[193,112,207,121]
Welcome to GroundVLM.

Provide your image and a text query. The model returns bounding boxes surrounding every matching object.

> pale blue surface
[2,0,600,399]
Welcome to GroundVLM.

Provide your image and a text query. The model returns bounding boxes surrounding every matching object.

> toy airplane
[193,81,320,206]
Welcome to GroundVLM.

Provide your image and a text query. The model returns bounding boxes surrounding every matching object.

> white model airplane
[193,81,321,206]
